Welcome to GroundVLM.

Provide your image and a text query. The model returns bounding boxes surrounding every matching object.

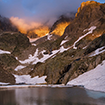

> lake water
[0,87,105,105]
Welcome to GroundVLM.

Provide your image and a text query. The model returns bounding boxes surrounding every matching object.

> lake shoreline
[0,84,105,93]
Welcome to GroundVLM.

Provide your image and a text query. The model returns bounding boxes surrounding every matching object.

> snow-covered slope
[14,75,47,84]
[67,60,105,92]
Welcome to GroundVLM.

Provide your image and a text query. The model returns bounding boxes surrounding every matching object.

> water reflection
[0,90,16,105]
[0,87,105,105]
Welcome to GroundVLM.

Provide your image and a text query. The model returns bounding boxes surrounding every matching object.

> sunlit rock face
[75,1,101,17]
[27,26,50,38]
[50,14,74,36]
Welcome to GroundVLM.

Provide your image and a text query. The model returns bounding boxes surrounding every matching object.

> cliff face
[63,1,105,46]
[75,1,101,17]
[1,1,105,85]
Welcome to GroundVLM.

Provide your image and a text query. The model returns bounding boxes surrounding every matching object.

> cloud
[10,17,42,34]
[0,0,89,26]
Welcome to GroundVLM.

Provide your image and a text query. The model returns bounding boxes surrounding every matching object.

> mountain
[50,13,74,36]
[30,13,74,49]
[0,15,18,32]
[0,1,105,91]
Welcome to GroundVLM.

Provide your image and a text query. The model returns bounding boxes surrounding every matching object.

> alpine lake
[0,86,105,105]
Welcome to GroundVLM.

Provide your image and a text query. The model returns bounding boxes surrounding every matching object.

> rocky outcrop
[59,53,104,84]
[0,32,31,56]
[0,62,15,84]
[75,1,101,17]
[50,13,74,35]
[84,33,105,55]
[0,54,19,72]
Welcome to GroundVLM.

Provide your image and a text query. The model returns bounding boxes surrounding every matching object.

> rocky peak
[63,1,105,48]
[75,1,102,17]
[49,13,74,36]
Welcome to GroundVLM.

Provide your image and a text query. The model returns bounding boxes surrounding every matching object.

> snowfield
[60,40,68,45]
[18,48,59,64]
[14,75,47,84]
[31,43,36,46]
[67,60,105,92]
[47,34,52,40]
[18,45,71,65]
[15,65,26,71]
[28,38,39,43]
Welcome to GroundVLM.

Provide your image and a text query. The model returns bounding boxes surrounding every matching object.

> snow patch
[19,48,39,64]
[47,34,52,40]
[60,40,68,45]
[73,26,96,49]
[14,75,47,84]
[18,48,59,65]
[67,60,105,92]
[83,46,87,49]
[59,46,71,53]
[32,43,36,46]
[51,55,56,58]
[0,82,10,85]
[15,65,26,71]
[64,36,68,39]
[0,49,11,54]
[89,46,105,57]
[18,46,71,65]
[32,49,59,64]
[15,57,18,60]
[28,38,39,43]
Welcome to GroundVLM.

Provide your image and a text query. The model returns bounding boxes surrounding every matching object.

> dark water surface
[0,87,105,105]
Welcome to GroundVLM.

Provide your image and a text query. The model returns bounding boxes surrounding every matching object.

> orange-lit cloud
[10,17,42,34]
[10,17,70,37]
[32,27,50,37]
[27,26,50,37]
[10,17,50,37]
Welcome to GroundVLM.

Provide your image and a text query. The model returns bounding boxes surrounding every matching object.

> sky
[0,0,105,27]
